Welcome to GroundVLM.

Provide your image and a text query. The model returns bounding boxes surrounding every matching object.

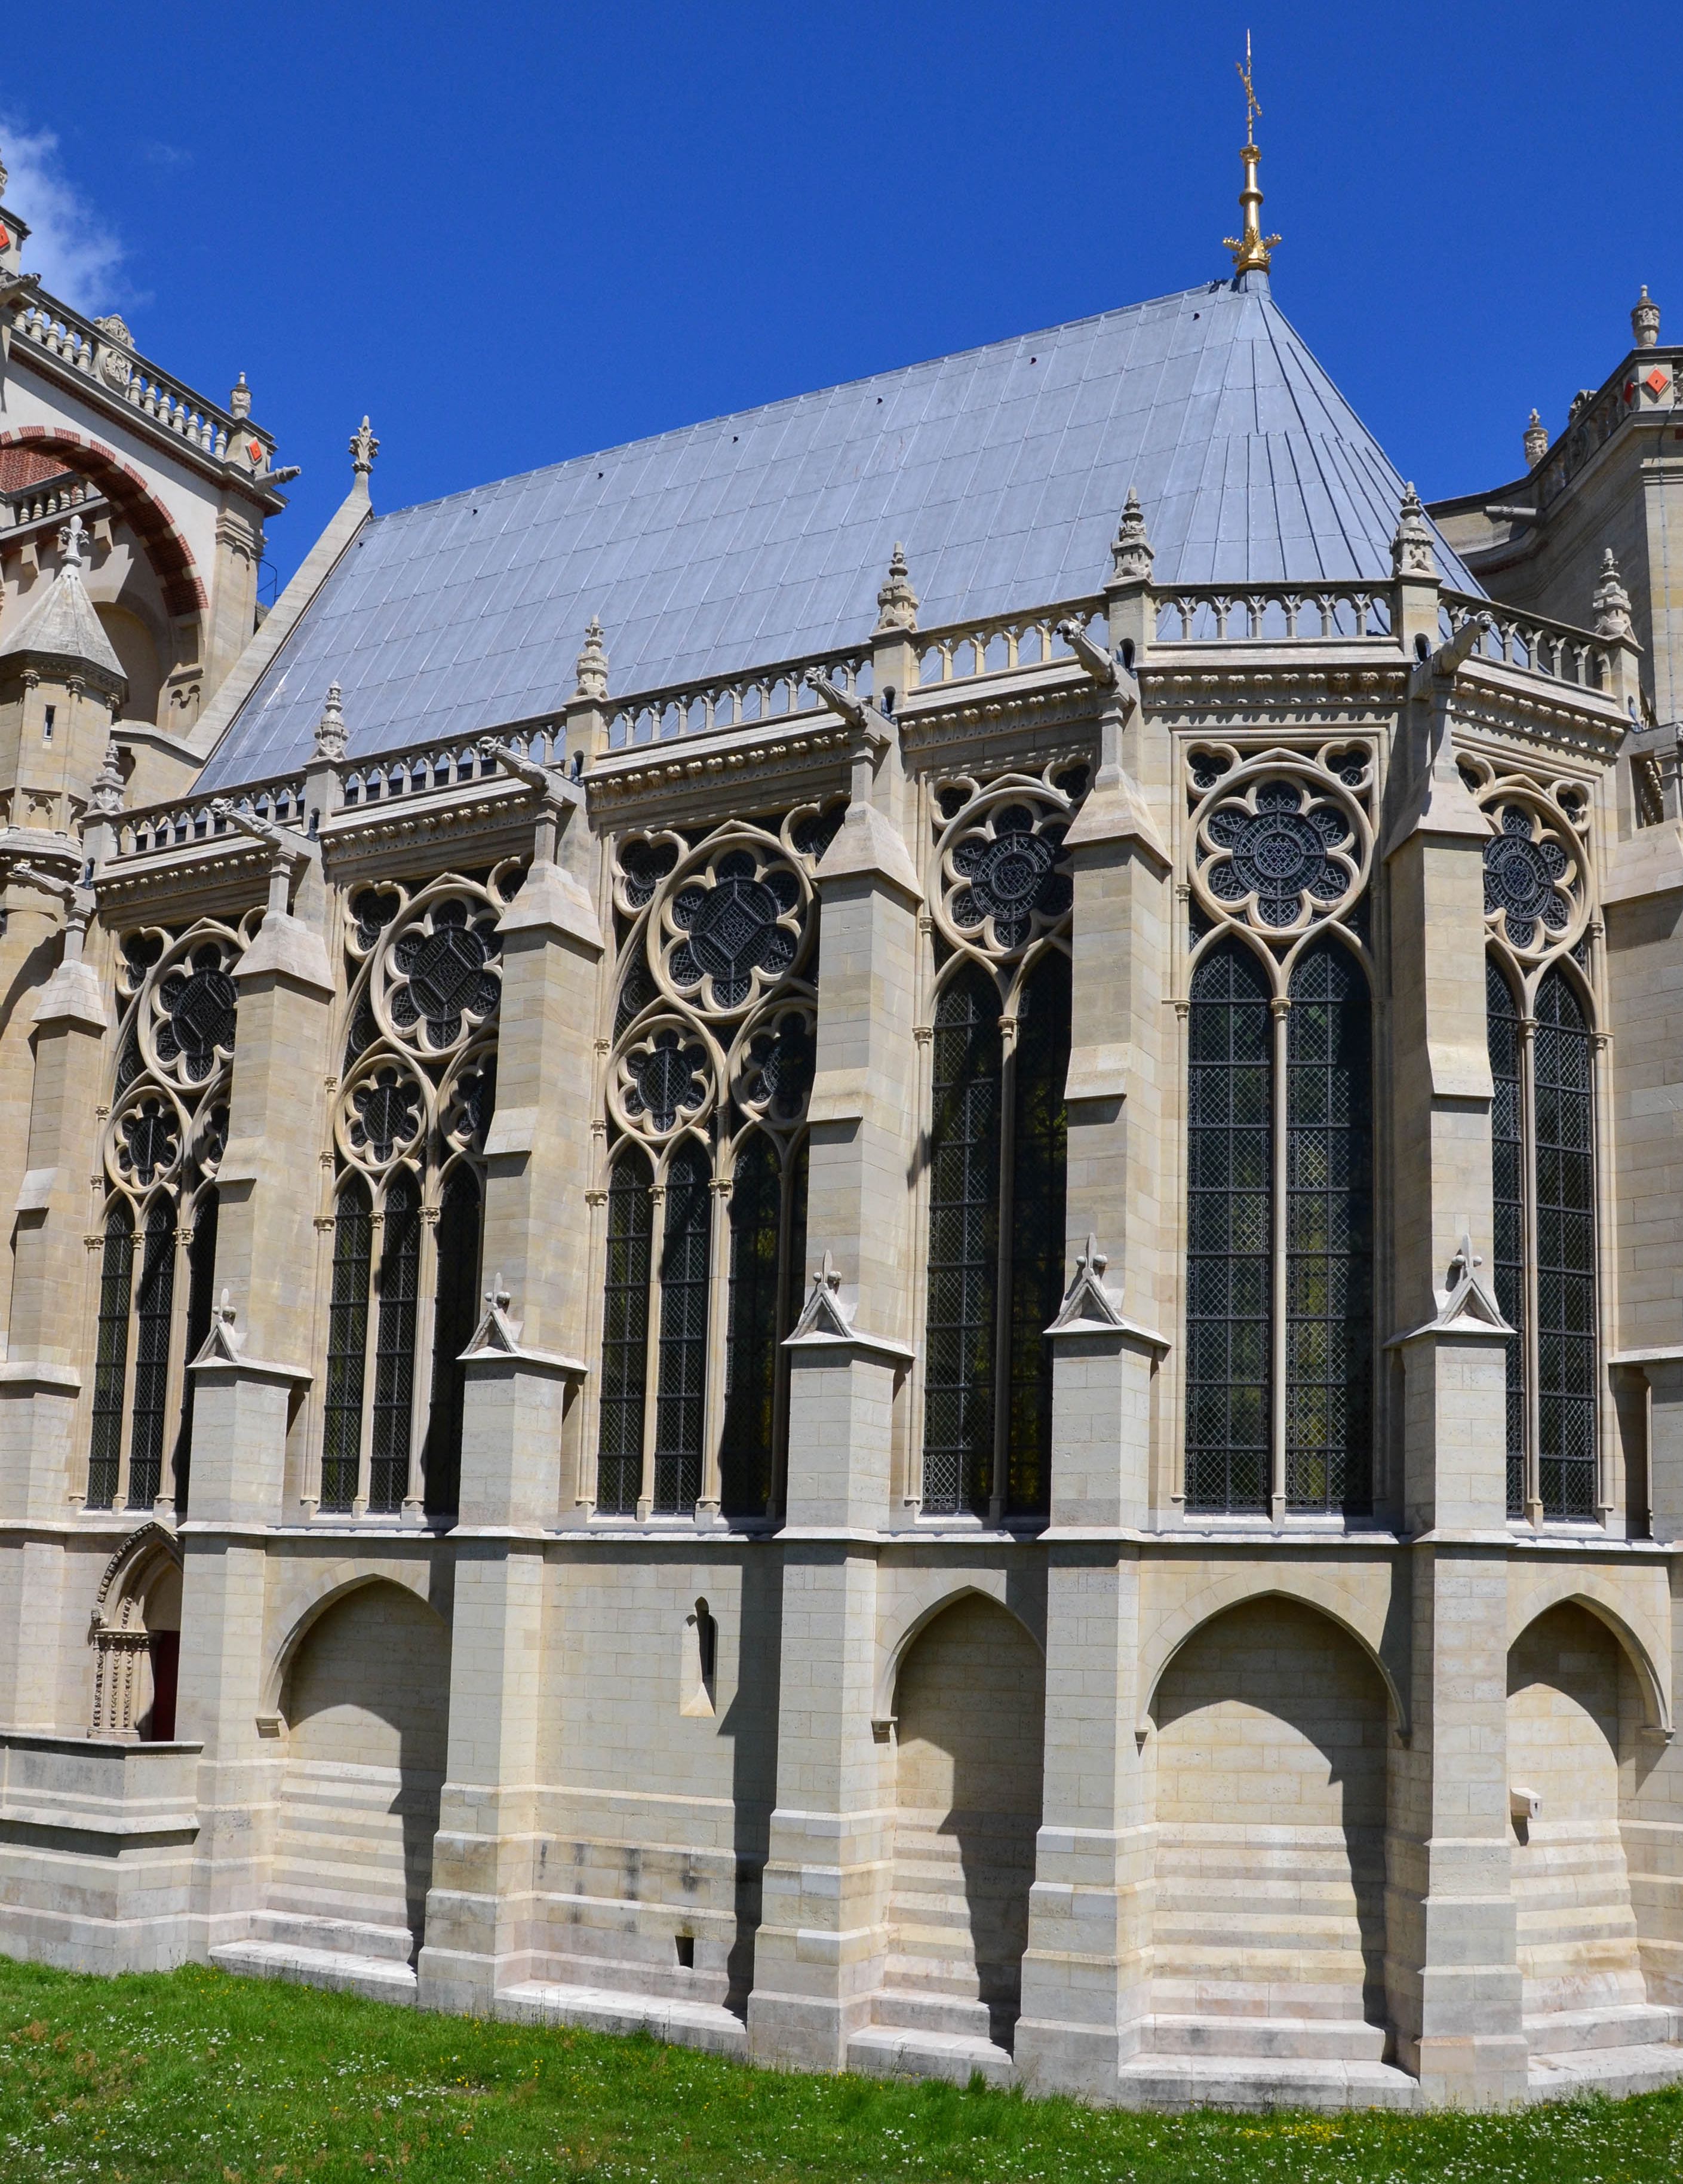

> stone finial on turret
[1391,484,1437,582]
[229,372,251,421]
[873,543,919,633]
[1109,488,1154,585]
[57,511,90,573]
[1523,409,1549,468]
[312,682,348,761]
[1632,286,1661,351]
[90,741,127,817]
[574,616,609,701]
[349,415,379,479]
[1593,548,1635,640]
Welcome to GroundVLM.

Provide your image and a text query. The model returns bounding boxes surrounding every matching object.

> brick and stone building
[0,116,1681,2111]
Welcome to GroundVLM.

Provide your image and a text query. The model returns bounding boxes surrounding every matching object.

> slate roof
[199,274,1481,792]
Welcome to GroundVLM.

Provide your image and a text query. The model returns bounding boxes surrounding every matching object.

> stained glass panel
[320,1183,371,1512]
[1487,959,1527,1517]
[370,1173,421,1513]
[1285,942,1372,1514]
[922,966,1002,1517]
[1186,941,1272,1513]
[1534,967,1596,1520]
[1005,950,1070,1517]
[87,1203,134,1511]
[171,1189,219,1516]
[127,1199,177,1509]
[423,1167,481,1516]
[721,1131,780,1518]
[597,1151,652,1514]
[654,1142,711,1514]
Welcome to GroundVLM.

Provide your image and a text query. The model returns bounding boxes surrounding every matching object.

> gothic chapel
[0,113,1681,2112]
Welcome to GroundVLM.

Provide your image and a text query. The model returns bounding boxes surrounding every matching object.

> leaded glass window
[922,964,1003,1517]
[370,1172,422,1514]
[654,1142,711,1516]
[1005,952,1070,1516]
[325,866,509,1517]
[595,810,824,1522]
[597,1150,653,1517]
[1485,953,1599,1523]
[1285,941,1372,1515]
[422,1167,482,1516]
[127,1200,177,1510]
[86,1204,134,1511]
[1186,940,1273,1513]
[88,919,244,1513]
[1488,961,1527,1517]
[321,1183,371,1513]
[171,1190,219,1518]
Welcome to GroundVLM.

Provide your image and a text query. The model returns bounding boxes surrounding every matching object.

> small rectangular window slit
[674,1934,695,1970]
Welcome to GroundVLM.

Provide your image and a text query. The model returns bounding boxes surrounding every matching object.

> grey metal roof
[199,275,1481,791]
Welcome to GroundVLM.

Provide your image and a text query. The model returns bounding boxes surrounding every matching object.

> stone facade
[0,150,1681,2111]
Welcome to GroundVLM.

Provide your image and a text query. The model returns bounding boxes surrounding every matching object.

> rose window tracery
[343,1063,424,1166]
[154,946,237,1084]
[1191,765,1368,935]
[442,1053,497,1153]
[616,1025,712,1137]
[389,897,501,1050]
[1482,802,1578,953]
[667,851,802,1013]
[932,772,1083,965]
[113,1095,181,1188]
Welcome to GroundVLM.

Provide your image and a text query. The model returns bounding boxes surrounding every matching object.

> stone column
[748,602,922,2070]
[176,851,332,1952]
[419,773,601,2013]
[1383,608,1527,2103]
[0,886,108,1731]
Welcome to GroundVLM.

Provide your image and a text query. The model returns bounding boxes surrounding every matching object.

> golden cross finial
[1224,30,1280,277]
[1237,28,1261,144]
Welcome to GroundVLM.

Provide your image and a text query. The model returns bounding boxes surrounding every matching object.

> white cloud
[0,117,125,315]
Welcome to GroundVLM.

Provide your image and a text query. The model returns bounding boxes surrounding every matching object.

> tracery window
[86,921,248,1516]
[1182,744,1376,1518]
[320,869,512,1518]
[920,766,1082,1522]
[1473,771,1599,1522]
[593,806,837,1522]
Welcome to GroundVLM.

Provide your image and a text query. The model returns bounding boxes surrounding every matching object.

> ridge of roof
[199,277,1481,793]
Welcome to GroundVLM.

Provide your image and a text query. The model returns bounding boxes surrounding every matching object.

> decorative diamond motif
[389,898,500,1049]
[1482,803,1574,952]
[667,850,800,1010]
[155,945,237,1083]
[1648,369,1670,397]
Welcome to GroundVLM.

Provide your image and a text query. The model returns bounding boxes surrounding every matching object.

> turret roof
[199,275,1479,790]
[0,553,124,685]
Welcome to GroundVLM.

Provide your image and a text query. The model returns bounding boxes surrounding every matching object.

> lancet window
[320,868,512,1519]
[919,765,1083,1522]
[1473,771,1599,1523]
[593,805,837,1522]
[87,919,250,1516]
[1182,744,1376,1518]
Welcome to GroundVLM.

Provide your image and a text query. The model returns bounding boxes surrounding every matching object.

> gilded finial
[1223,32,1280,278]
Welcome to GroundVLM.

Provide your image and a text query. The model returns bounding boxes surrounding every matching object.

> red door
[148,1631,179,1741]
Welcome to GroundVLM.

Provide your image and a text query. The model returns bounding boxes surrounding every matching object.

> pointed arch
[1141,1581,1408,1741]
[876,1582,1046,1730]
[1509,1585,1670,1737]
[0,428,208,616]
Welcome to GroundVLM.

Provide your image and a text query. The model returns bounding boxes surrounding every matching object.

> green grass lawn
[0,1958,1679,2184]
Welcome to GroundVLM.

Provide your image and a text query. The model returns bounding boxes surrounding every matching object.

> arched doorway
[1148,1596,1388,2057]
[266,1582,451,1968]
[883,1594,1045,2050]
[1507,1603,1649,2036]
[89,1524,182,1741]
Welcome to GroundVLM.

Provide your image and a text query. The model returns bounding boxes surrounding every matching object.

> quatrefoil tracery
[337,1058,427,1170]
[103,918,254,1203]
[611,1020,717,1140]
[1190,754,1371,937]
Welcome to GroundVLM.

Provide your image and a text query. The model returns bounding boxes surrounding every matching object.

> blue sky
[4,1,1679,595]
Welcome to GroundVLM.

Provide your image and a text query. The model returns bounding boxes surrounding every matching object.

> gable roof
[198,275,1479,792]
